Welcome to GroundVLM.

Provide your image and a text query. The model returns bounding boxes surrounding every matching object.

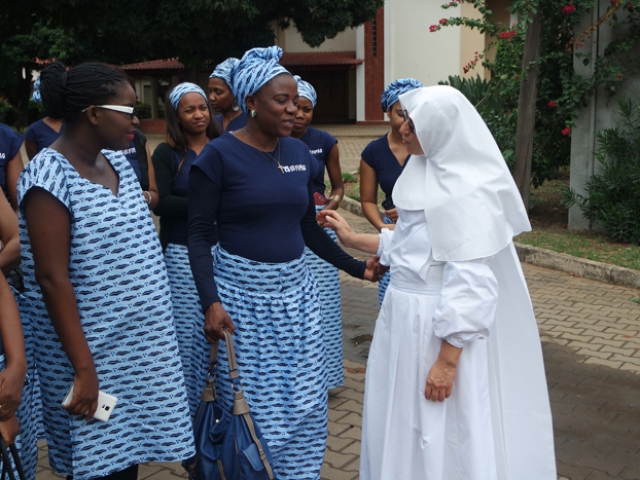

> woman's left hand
[425,358,457,402]
[0,368,24,421]
[0,415,19,446]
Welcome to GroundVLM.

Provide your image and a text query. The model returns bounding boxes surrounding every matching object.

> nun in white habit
[318,85,556,480]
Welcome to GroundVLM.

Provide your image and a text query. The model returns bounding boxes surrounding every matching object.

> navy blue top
[25,119,65,154]
[120,141,142,184]
[214,112,248,132]
[299,127,338,196]
[188,133,366,309]
[0,124,24,198]
[361,134,409,199]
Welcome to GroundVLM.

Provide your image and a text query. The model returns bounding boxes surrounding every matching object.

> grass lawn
[341,169,640,271]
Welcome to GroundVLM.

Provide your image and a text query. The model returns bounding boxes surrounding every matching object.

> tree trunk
[513,11,543,212]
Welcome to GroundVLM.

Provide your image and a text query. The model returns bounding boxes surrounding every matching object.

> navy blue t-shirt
[0,124,24,198]
[193,133,318,262]
[25,119,65,154]
[214,112,248,132]
[120,141,142,184]
[300,127,338,196]
[361,134,409,199]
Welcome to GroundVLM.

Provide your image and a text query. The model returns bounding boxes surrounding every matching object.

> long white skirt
[360,283,497,480]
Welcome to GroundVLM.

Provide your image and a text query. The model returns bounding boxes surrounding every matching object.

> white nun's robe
[360,208,556,480]
[360,85,556,480]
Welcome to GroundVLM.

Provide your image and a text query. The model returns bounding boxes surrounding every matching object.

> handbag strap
[199,341,220,402]
[222,330,240,380]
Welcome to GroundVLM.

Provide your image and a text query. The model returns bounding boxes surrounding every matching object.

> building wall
[279,25,357,52]
[384,0,463,88]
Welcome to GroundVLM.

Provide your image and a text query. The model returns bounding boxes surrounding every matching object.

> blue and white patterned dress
[17,148,195,480]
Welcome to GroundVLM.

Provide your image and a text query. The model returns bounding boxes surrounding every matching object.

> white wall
[282,25,357,52]
[385,0,464,87]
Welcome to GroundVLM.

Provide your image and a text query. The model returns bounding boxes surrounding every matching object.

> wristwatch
[328,195,343,206]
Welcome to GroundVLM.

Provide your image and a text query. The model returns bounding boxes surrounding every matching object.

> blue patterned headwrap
[230,46,290,114]
[294,76,317,108]
[32,76,42,104]
[209,58,239,86]
[169,82,208,110]
[381,78,424,112]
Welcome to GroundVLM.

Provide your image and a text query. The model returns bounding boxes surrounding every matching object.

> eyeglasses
[82,105,139,118]
[400,109,416,134]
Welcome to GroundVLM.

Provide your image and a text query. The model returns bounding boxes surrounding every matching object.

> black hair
[164,87,221,176]
[39,61,130,124]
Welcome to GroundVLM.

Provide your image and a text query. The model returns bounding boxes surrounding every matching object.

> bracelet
[328,194,343,206]
[143,191,152,204]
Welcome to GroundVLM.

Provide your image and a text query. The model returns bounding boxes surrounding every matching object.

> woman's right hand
[204,302,236,342]
[63,370,99,421]
[317,210,356,248]
[384,207,398,223]
[0,415,19,446]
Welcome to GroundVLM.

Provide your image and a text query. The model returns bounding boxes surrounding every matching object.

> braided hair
[39,62,130,124]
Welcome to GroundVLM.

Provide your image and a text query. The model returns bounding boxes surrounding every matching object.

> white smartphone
[62,385,118,422]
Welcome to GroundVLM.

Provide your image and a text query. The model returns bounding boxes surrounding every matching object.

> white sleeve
[376,228,394,266]
[432,259,498,348]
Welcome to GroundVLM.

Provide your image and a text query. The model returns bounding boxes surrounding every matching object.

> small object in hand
[62,386,118,422]
[381,196,394,210]
[143,191,152,204]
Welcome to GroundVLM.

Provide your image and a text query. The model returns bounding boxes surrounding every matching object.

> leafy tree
[0,0,383,125]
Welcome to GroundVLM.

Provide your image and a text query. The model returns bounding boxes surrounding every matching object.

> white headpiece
[394,85,530,261]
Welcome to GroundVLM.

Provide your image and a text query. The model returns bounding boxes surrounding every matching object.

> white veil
[395,86,557,480]
[396,85,531,261]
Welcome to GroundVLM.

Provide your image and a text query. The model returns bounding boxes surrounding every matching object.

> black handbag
[0,437,26,480]
[183,329,274,480]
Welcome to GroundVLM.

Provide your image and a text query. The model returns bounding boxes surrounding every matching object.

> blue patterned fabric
[230,46,290,114]
[4,290,38,480]
[305,205,343,389]
[164,243,211,419]
[294,76,317,107]
[213,246,327,480]
[377,215,395,307]
[169,82,208,110]
[209,58,239,85]
[31,77,41,104]
[17,148,195,480]
[380,78,423,111]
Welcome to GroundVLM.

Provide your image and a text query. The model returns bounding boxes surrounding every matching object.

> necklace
[245,129,284,174]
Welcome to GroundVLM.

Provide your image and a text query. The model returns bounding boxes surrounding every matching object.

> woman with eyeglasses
[290,75,346,390]
[319,86,556,480]
[188,46,380,480]
[17,61,195,480]
[208,58,248,132]
[152,82,220,418]
[359,78,423,307]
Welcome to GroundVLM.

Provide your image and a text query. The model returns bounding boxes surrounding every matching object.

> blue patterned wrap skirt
[3,291,38,480]
[213,246,328,480]
[164,243,212,420]
[304,205,343,389]
[377,215,394,306]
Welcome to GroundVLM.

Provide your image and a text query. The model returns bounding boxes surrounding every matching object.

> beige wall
[384,0,462,87]
[277,24,357,52]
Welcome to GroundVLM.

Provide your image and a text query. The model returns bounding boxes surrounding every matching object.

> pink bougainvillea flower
[439,18,448,25]
[562,3,577,13]
[429,25,440,32]
[561,127,571,136]
[616,74,623,79]
[548,100,557,107]
[498,30,517,40]
[611,0,620,4]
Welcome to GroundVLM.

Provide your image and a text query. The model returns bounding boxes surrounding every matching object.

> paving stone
[323,449,357,469]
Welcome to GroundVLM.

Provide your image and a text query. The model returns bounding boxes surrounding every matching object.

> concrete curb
[340,196,640,291]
